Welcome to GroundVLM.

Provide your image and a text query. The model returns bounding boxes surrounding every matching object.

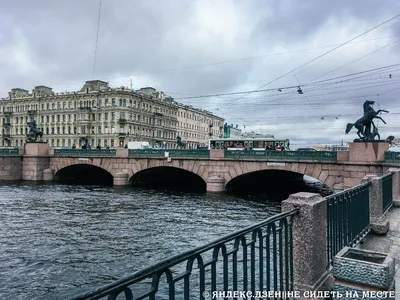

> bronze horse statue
[345,100,388,141]
[176,136,186,149]
[27,120,43,142]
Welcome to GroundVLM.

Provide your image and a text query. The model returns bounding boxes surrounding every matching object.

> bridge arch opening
[130,167,206,193]
[55,164,113,186]
[226,170,332,200]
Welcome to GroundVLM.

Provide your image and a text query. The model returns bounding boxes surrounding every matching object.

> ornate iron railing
[224,150,337,161]
[53,149,116,157]
[68,209,299,300]
[128,149,210,158]
[326,182,370,269]
[0,148,19,156]
[382,173,393,213]
[385,151,400,163]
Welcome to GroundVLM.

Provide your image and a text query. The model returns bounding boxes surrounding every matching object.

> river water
[0,182,285,300]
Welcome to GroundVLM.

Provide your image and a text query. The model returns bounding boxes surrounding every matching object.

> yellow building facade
[0,80,224,149]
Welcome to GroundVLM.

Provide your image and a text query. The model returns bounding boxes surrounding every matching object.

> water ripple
[0,183,280,299]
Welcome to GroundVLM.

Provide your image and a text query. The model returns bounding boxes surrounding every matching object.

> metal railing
[326,182,370,269]
[68,209,299,300]
[382,173,393,213]
[128,149,210,158]
[0,148,20,156]
[385,151,400,163]
[224,150,337,161]
[53,149,116,157]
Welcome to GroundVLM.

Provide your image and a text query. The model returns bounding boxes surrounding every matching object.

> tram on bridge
[209,137,290,150]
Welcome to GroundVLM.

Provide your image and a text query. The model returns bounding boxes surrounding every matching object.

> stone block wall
[0,157,23,180]
[22,156,51,181]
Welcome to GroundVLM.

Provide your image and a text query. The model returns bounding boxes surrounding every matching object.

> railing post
[282,192,333,298]
[388,168,400,206]
[361,175,389,235]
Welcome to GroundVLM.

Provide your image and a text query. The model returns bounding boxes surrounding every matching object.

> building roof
[85,80,109,85]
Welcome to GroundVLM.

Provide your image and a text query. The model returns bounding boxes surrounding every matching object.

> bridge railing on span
[128,149,210,158]
[68,209,299,300]
[0,148,20,156]
[53,149,116,157]
[385,151,400,163]
[224,150,338,161]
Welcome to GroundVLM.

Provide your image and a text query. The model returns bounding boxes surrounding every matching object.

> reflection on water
[0,182,282,300]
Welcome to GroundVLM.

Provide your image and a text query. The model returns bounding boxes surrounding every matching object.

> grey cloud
[1,0,400,145]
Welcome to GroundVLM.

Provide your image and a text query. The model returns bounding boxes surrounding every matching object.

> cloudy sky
[1,0,400,147]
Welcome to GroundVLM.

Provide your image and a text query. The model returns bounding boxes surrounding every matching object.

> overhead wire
[212,13,400,111]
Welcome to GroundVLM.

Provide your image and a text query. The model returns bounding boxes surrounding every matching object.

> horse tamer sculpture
[26,120,43,142]
[345,100,388,141]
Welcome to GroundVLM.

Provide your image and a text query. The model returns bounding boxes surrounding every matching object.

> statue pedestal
[22,143,51,181]
[24,143,50,156]
[349,142,389,162]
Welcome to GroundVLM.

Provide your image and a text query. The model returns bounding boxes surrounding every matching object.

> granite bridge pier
[0,142,399,193]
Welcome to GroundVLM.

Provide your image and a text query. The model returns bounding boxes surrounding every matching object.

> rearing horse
[345,101,388,140]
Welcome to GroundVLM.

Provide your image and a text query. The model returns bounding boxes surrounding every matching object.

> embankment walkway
[360,206,400,299]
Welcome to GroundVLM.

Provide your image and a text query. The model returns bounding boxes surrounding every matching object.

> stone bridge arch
[49,157,342,191]
[50,157,115,177]
[208,161,338,192]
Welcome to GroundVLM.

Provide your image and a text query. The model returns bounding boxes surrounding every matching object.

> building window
[111,112,115,121]
[98,126,101,134]
[104,113,108,121]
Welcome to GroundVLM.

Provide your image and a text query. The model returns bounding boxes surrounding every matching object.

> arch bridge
[1,143,397,192]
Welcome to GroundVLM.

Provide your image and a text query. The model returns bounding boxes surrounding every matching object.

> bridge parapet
[0,148,21,156]
[53,148,116,157]
[385,151,400,163]
[224,150,338,161]
[128,149,210,158]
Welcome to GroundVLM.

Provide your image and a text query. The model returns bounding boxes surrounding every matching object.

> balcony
[3,111,12,116]
[3,122,11,127]
[2,133,10,138]
[79,106,92,111]
[78,119,91,124]
[27,110,37,115]
[209,124,213,127]
[153,112,163,117]
[118,118,127,125]
[118,132,127,137]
